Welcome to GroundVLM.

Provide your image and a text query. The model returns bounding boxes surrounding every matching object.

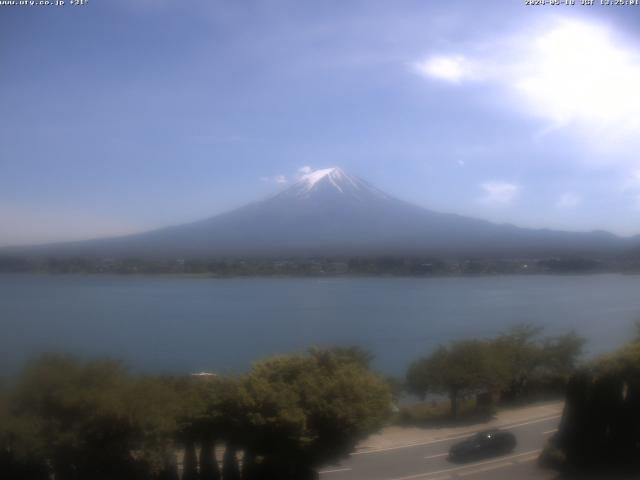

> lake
[1,273,639,378]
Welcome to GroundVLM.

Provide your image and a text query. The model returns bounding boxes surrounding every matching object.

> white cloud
[479,182,519,206]
[295,165,317,181]
[415,19,640,141]
[263,167,320,185]
[556,192,581,209]
[413,55,475,83]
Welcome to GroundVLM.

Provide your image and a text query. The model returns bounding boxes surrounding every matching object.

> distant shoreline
[3,253,640,278]
[2,270,640,280]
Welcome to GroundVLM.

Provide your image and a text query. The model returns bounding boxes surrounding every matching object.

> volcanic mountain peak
[281,166,389,201]
[300,167,350,191]
[3,166,633,259]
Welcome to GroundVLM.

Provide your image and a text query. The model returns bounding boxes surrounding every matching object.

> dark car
[448,430,516,463]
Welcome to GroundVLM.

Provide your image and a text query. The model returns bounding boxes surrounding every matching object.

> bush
[0,348,391,480]
[396,398,492,426]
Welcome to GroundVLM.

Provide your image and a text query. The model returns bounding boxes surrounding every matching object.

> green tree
[164,374,229,480]
[494,325,586,402]
[235,349,391,478]
[492,323,545,401]
[3,354,185,480]
[541,330,586,376]
[1,348,392,480]
[125,376,183,478]
[406,340,509,417]
[9,353,142,480]
[0,387,49,480]
[317,346,375,369]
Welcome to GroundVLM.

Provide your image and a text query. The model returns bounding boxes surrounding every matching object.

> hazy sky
[2,0,640,246]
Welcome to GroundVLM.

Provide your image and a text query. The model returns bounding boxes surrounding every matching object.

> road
[318,413,560,480]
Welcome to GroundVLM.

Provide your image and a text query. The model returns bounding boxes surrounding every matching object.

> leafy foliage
[229,348,391,476]
[406,325,586,416]
[0,347,390,479]
[406,340,509,416]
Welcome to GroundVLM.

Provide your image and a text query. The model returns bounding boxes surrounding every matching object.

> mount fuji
[5,167,633,258]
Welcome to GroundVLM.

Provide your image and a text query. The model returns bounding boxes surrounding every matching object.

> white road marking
[351,433,477,456]
[386,449,542,480]
[515,453,540,463]
[457,461,513,477]
[542,429,557,435]
[424,453,448,460]
[501,415,561,430]
[319,467,352,475]
[352,414,560,456]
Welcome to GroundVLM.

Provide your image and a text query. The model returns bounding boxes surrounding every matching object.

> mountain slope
[3,167,635,258]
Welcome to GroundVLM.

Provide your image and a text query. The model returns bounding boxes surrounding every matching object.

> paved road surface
[319,414,560,480]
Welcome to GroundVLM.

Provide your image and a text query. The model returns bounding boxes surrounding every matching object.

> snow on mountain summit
[282,167,388,201]
[299,167,353,192]
[300,167,343,189]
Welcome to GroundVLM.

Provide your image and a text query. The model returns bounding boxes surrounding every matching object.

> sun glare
[517,21,640,133]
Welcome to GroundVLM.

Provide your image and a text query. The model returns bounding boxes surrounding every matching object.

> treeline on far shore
[2,255,640,276]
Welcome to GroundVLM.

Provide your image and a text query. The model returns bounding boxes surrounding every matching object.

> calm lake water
[1,273,639,377]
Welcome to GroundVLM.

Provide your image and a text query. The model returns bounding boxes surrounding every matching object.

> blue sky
[2,0,640,246]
